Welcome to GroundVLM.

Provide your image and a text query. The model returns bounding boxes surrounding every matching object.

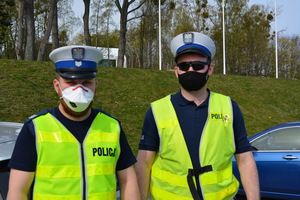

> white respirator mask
[60,84,94,112]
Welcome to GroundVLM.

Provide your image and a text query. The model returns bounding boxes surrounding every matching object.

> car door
[253,151,300,196]
[251,126,300,197]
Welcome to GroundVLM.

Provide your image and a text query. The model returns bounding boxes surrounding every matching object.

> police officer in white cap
[7,45,140,200]
[135,32,260,200]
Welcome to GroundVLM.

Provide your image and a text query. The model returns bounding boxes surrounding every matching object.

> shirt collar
[173,89,210,107]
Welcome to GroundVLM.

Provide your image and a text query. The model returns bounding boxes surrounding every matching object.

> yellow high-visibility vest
[32,112,120,200]
[150,92,239,200]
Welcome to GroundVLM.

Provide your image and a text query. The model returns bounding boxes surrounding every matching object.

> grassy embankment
[1,59,299,154]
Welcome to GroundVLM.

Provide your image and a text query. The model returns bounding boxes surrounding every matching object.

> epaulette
[25,109,50,123]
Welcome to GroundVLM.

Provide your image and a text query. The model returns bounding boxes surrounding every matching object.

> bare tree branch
[128,0,146,15]
[128,14,144,22]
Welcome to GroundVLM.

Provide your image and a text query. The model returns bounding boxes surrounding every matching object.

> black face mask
[178,70,209,91]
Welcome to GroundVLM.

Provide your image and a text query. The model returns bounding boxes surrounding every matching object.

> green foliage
[211,1,277,76]
[0,0,15,27]
[202,11,209,19]
[267,13,273,21]
[1,59,299,154]
[2,0,298,78]
[172,6,196,35]
[174,24,196,36]
[59,30,69,46]
[169,1,176,9]
[0,0,16,52]
[151,0,167,6]
[91,29,119,48]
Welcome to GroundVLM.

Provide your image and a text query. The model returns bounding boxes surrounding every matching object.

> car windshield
[251,126,300,151]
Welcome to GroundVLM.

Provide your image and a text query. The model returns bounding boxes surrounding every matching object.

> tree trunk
[83,0,91,45]
[115,0,129,68]
[24,0,35,60]
[37,0,57,61]
[115,0,145,68]
[16,0,25,60]
[118,6,128,68]
[52,0,59,50]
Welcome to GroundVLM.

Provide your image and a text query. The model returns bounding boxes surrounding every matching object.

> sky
[72,0,300,36]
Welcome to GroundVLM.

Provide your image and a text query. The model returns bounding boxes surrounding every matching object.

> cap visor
[59,72,96,79]
[56,67,97,79]
[176,48,210,60]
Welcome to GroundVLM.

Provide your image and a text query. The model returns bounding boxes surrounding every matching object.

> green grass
[1,59,299,154]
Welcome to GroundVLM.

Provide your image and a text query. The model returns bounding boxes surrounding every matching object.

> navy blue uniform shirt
[9,107,136,172]
[139,90,251,198]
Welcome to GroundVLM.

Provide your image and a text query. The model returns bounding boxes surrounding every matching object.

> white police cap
[170,32,216,61]
[49,45,103,79]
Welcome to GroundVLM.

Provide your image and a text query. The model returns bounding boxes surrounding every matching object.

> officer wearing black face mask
[174,32,214,92]
[135,32,260,200]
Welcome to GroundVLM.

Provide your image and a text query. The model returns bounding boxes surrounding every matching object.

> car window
[251,126,300,151]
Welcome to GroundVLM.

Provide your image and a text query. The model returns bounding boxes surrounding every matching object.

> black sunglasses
[177,61,210,71]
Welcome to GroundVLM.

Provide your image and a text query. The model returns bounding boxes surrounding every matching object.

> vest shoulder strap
[93,109,120,124]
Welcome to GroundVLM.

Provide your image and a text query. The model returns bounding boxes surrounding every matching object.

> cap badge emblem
[75,61,82,67]
[72,48,85,60]
[183,32,194,44]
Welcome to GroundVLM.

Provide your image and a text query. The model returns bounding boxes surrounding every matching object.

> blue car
[233,121,300,199]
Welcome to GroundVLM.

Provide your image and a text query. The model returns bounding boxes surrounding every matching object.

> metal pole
[158,0,162,70]
[222,0,226,75]
[275,0,278,78]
